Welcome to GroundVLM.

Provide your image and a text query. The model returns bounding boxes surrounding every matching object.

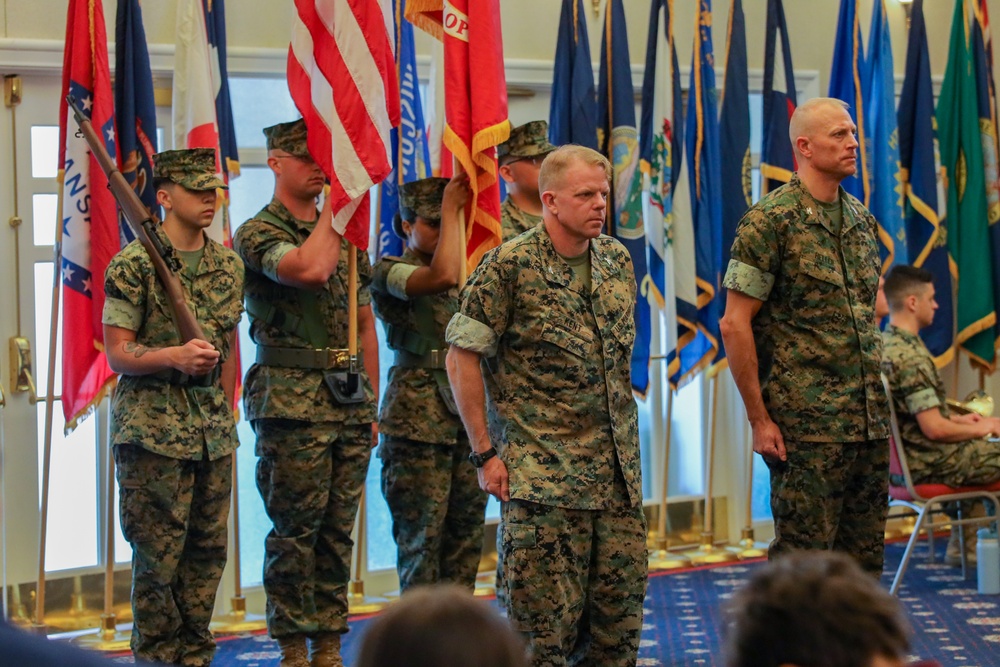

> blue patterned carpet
[102,539,1000,666]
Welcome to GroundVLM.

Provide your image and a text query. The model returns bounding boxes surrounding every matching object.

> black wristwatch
[468,447,498,468]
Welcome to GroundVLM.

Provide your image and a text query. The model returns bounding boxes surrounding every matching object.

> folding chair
[882,373,1000,595]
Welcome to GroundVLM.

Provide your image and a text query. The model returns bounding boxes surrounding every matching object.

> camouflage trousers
[767,439,889,577]
[379,435,487,592]
[113,444,232,667]
[253,418,371,638]
[907,437,1000,487]
[499,483,647,667]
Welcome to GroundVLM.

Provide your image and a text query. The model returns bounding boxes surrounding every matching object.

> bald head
[789,97,851,156]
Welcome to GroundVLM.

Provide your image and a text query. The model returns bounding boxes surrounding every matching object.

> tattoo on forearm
[123,341,150,358]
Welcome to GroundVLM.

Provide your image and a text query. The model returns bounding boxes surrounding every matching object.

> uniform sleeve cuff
[102,296,143,331]
[722,259,775,301]
[261,242,298,282]
[906,387,941,414]
[387,263,418,300]
[446,313,498,357]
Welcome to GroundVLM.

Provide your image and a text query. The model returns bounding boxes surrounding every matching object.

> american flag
[287,0,401,251]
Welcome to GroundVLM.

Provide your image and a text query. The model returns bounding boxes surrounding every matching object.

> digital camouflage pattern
[153,148,227,191]
[398,177,449,226]
[723,173,889,443]
[235,195,376,642]
[500,483,647,667]
[379,435,486,591]
[233,197,376,425]
[497,120,557,160]
[447,223,646,664]
[371,250,461,443]
[103,226,244,460]
[114,444,231,666]
[767,439,889,576]
[446,224,643,510]
[500,196,542,242]
[253,419,371,637]
[882,325,1000,486]
[372,250,485,591]
[263,119,310,157]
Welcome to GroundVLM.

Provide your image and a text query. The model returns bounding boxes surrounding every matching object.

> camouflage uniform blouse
[233,197,376,425]
[371,249,462,445]
[103,230,244,461]
[446,225,642,510]
[882,325,959,464]
[722,174,888,443]
[500,196,542,242]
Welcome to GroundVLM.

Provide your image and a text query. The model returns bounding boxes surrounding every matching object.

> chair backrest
[881,372,917,493]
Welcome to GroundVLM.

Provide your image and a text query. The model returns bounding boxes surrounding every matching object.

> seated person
[722,551,913,667]
[881,265,1000,562]
[355,585,527,667]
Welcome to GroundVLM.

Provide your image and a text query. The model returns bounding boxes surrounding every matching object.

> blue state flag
[114,0,157,244]
[550,0,598,149]
[378,0,432,260]
[864,0,906,270]
[597,0,652,396]
[204,0,238,178]
[828,0,869,203]
[716,0,750,375]
[760,0,797,194]
[670,0,722,387]
[898,0,953,366]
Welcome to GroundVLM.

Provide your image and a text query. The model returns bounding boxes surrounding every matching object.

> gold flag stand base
[647,536,692,571]
[735,528,769,560]
[347,580,389,615]
[209,596,267,634]
[71,613,131,652]
[40,593,104,632]
[686,532,740,566]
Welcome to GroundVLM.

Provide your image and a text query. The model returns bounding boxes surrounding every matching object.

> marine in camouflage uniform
[446,146,647,667]
[883,324,1000,485]
[498,120,556,241]
[721,99,889,578]
[233,120,378,667]
[371,175,486,592]
[103,148,244,666]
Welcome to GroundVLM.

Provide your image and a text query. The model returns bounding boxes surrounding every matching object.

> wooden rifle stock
[66,94,206,343]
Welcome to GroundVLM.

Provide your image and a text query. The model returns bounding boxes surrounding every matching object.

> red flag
[287,0,401,251]
[57,0,118,431]
[406,0,510,269]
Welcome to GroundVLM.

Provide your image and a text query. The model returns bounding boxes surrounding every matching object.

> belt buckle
[430,349,442,368]
[323,348,347,369]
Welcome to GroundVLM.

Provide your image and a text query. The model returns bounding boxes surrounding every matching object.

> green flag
[937,0,996,368]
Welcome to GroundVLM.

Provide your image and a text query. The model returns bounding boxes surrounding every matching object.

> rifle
[66,94,207,343]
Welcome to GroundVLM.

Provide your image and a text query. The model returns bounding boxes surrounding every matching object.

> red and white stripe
[288,0,399,249]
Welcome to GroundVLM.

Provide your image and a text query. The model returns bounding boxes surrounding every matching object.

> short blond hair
[788,97,851,147]
[538,145,611,195]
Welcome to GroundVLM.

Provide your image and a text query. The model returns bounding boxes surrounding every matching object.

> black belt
[257,345,361,370]
[151,367,220,387]
[393,349,447,369]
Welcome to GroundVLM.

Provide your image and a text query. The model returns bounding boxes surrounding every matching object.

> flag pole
[73,447,130,650]
[345,243,388,613]
[648,383,690,570]
[687,371,739,565]
[210,455,266,632]
[34,170,65,633]
[736,423,767,559]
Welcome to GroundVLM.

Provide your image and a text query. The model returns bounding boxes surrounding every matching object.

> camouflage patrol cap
[497,120,557,161]
[397,177,449,236]
[152,148,226,191]
[263,119,311,158]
